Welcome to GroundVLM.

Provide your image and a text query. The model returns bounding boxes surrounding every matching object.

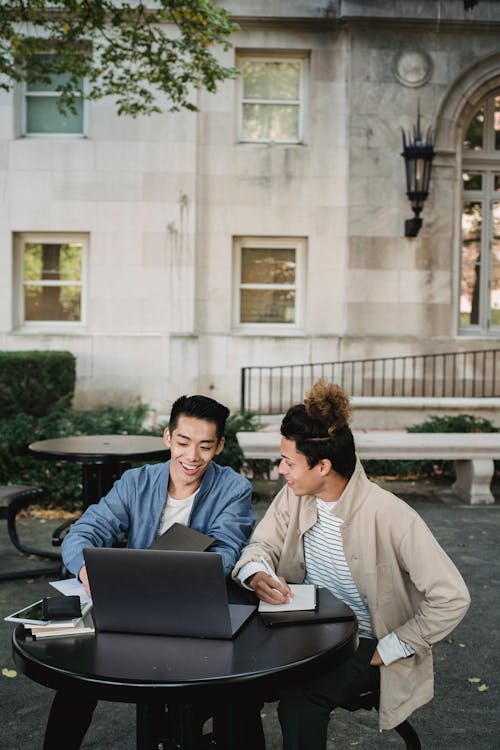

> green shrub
[0,401,151,510]
[215,410,261,473]
[406,413,497,434]
[0,350,76,418]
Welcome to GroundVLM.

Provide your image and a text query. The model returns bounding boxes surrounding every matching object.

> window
[14,233,87,327]
[234,237,306,329]
[24,54,84,136]
[460,93,500,332]
[237,55,307,143]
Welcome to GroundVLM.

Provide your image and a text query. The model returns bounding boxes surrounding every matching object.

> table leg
[135,703,203,750]
[212,703,238,749]
[82,461,130,507]
[136,703,165,750]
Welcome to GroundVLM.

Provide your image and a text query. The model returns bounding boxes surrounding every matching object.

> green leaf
[0,0,237,117]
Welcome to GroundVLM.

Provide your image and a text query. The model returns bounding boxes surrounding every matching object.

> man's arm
[200,483,255,576]
[62,477,134,576]
[390,516,470,652]
[232,485,297,589]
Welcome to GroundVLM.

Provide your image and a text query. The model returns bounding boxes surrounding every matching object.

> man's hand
[79,565,91,597]
[248,571,294,604]
[370,649,383,666]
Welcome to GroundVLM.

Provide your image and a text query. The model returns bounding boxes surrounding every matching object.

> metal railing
[240,348,500,415]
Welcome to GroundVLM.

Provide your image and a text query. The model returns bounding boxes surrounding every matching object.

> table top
[28,435,170,464]
[13,613,358,703]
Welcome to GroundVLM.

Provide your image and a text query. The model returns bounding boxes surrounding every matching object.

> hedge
[0,350,76,418]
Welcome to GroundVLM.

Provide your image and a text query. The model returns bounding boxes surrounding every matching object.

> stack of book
[4,598,94,639]
[28,599,94,639]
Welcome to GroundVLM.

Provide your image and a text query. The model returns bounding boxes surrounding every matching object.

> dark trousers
[43,692,97,750]
[43,690,266,750]
[277,638,380,750]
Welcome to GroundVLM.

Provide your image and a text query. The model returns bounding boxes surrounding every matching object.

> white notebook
[258,584,317,612]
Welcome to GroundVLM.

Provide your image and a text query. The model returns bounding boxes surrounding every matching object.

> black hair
[280,380,356,479]
[168,395,230,441]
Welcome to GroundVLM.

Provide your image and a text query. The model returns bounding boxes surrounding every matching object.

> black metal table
[12,612,358,750]
[28,435,170,508]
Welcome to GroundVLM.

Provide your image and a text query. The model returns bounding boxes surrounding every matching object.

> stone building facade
[1,0,499,419]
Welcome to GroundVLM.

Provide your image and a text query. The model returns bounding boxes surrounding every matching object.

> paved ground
[1,479,499,749]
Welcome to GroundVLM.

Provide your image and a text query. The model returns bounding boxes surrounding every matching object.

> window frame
[460,92,500,335]
[14,232,88,330]
[20,54,87,138]
[233,236,306,334]
[236,52,308,144]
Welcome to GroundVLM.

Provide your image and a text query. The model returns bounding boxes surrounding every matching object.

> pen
[260,556,281,583]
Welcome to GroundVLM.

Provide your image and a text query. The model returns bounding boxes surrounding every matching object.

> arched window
[460,93,500,333]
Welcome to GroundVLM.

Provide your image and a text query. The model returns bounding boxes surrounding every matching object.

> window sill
[13,325,87,335]
[232,326,306,337]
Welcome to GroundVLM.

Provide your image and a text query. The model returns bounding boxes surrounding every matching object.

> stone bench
[236,430,500,505]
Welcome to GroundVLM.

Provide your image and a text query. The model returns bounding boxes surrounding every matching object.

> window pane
[27,54,83,91]
[495,175,500,191]
[23,241,83,322]
[460,201,482,326]
[241,248,296,284]
[242,61,300,101]
[495,97,500,151]
[463,107,484,151]
[242,103,299,141]
[24,243,82,281]
[24,285,81,321]
[463,172,482,190]
[491,202,500,325]
[240,289,295,324]
[26,96,83,134]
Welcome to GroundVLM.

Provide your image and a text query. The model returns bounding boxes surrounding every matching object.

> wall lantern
[401,109,435,237]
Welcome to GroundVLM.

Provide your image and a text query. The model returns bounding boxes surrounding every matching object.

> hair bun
[304,380,352,434]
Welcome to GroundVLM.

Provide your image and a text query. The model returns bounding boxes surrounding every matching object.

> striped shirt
[304,499,373,637]
[304,499,415,663]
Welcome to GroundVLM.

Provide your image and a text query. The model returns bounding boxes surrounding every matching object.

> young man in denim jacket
[43,394,255,750]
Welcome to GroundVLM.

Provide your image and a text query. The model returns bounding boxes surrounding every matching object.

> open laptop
[83,547,256,640]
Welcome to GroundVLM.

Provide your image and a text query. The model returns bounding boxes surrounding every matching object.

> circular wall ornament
[393,49,432,88]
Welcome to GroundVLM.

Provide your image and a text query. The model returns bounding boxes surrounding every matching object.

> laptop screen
[84,547,254,639]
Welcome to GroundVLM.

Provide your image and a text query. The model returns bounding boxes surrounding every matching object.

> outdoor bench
[0,485,62,580]
[236,430,500,505]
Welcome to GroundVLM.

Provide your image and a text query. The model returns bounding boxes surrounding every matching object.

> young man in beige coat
[233,380,470,750]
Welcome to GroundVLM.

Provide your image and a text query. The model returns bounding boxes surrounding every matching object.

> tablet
[4,599,48,626]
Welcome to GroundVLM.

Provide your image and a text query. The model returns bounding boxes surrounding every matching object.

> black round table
[28,435,170,508]
[12,613,358,749]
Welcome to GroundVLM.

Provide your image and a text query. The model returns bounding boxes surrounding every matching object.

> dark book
[259,587,356,627]
[149,522,214,552]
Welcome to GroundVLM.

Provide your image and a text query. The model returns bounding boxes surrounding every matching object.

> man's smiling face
[164,415,224,497]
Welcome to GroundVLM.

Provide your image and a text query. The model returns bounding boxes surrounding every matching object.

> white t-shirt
[157,490,197,535]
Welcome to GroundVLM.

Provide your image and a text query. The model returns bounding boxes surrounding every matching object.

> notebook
[258,584,317,613]
[259,587,356,627]
[83,547,256,640]
[149,523,214,552]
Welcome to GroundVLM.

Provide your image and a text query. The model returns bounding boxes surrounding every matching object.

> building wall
[1,1,499,420]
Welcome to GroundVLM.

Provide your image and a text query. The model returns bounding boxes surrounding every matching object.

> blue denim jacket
[62,460,254,577]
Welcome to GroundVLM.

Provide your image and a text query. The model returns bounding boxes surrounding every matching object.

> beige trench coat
[232,460,470,730]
